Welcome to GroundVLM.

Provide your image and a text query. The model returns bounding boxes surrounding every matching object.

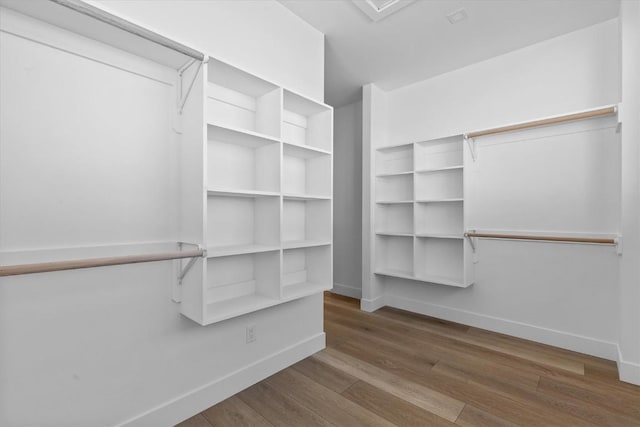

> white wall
[364,20,626,366]
[333,101,363,298]
[88,0,324,102]
[0,2,326,425]
[618,0,640,384]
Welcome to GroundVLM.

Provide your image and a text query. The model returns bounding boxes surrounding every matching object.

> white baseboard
[384,294,618,361]
[118,333,326,427]
[360,294,386,312]
[617,346,640,385]
[332,282,362,299]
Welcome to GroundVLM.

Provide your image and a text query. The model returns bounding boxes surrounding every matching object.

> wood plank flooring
[178,293,640,427]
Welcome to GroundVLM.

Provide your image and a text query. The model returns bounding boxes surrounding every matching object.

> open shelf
[415,136,463,170]
[207,123,280,193]
[376,203,413,235]
[376,174,413,203]
[376,200,414,204]
[207,194,279,249]
[414,237,465,286]
[205,251,281,323]
[283,194,331,201]
[282,245,331,300]
[207,189,279,197]
[283,143,331,198]
[283,199,331,246]
[415,168,463,200]
[207,58,281,138]
[376,144,413,175]
[415,200,463,236]
[375,235,413,278]
[282,90,332,151]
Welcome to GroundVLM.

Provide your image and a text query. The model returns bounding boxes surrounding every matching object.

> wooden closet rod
[49,0,205,61]
[464,232,616,245]
[465,106,616,139]
[0,249,205,277]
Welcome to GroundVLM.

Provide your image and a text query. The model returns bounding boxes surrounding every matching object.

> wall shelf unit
[179,57,333,325]
[372,135,473,288]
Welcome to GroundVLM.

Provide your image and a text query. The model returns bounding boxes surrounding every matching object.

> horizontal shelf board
[415,273,469,288]
[283,193,331,201]
[376,142,414,152]
[206,244,281,258]
[283,141,331,158]
[415,165,463,173]
[415,198,463,203]
[205,293,281,324]
[207,122,280,147]
[415,234,464,240]
[376,232,414,237]
[374,268,415,281]
[376,200,413,205]
[207,189,280,198]
[375,269,469,287]
[282,281,329,300]
[376,171,414,177]
[283,89,332,115]
[283,240,331,250]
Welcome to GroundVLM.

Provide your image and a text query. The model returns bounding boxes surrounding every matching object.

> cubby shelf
[179,57,333,325]
[372,134,473,288]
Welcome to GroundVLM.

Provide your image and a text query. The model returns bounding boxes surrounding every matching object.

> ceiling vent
[352,0,416,22]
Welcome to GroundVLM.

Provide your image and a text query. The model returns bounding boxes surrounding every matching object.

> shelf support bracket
[464,135,477,161]
[177,57,207,114]
[177,243,207,285]
[615,236,623,255]
[616,103,622,134]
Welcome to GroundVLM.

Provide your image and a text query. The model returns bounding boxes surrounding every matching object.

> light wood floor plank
[455,405,519,427]
[238,381,333,427]
[313,347,465,422]
[291,356,359,393]
[175,414,213,427]
[342,380,458,426]
[265,368,396,427]
[201,396,273,427]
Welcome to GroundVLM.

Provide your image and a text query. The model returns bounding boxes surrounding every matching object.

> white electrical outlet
[246,324,256,343]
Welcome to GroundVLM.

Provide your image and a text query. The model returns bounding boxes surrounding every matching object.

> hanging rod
[464,232,616,245]
[49,0,205,61]
[0,249,205,277]
[465,106,617,139]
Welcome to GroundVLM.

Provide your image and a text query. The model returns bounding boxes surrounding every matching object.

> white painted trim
[332,282,362,299]
[384,294,618,361]
[118,333,326,427]
[617,345,640,385]
[360,295,386,312]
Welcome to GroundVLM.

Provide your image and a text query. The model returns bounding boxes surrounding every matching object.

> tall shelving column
[372,135,473,288]
[281,90,333,301]
[179,59,333,325]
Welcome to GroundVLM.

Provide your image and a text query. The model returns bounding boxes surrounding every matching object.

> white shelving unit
[373,135,473,287]
[179,57,333,325]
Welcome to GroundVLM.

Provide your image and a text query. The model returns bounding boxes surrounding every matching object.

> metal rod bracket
[464,135,477,161]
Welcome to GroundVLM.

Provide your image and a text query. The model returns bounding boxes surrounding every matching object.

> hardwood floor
[178,293,640,427]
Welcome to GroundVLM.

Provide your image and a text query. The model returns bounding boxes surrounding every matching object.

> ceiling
[279,0,620,108]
